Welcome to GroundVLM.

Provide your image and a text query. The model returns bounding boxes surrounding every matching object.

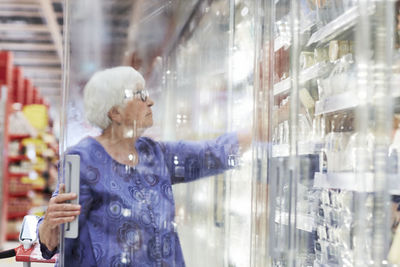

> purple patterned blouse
[39,133,239,267]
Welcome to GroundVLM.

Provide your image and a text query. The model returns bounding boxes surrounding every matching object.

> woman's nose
[147,97,154,107]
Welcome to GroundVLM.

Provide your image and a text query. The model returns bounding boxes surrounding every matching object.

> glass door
[161,1,256,266]
[261,0,399,266]
[56,1,255,266]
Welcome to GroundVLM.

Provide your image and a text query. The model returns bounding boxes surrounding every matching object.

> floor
[1,242,52,267]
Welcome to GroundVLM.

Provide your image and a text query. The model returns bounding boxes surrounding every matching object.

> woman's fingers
[48,216,76,225]
[44,204,80,228]
[44,184,81,228]
[48,202,80,211]
[53,192,77,203]
[47,210,80,218]
[48,205,80,213]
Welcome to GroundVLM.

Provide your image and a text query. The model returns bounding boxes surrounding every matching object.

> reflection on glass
[39,66,248,267]
[36,1,258,266]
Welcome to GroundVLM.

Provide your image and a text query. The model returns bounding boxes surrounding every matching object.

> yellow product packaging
[22,138,47,155]
[32,157,47,172]
[22,104,48,131]
[21,176,46,190]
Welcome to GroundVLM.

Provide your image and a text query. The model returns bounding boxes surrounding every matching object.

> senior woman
[38,66,250,266]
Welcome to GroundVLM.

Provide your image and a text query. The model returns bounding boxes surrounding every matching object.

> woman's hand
[39,184,81,250]
[43,183,81,228]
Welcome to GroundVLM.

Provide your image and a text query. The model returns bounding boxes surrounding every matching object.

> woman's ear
[108,106,122,124]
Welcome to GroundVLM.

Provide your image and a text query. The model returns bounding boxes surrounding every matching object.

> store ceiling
[0,0,63,106]
[0,0,200,113]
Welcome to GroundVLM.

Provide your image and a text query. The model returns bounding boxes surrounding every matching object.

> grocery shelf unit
[259,1,400,266]
[0,50,57,247]
[0,51,13,248]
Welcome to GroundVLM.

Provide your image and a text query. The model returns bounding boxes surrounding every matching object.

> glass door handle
[64,154,80,239]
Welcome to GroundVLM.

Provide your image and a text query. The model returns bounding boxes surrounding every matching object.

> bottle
[319,116,328,173]
[389,126,400,174]
[336,113,350,171]
[325,115,339,172]
[345,127,375,173]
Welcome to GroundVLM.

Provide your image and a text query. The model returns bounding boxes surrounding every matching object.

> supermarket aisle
[1,242,52,267]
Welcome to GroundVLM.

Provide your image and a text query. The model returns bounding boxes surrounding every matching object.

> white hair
[83,66,145,130]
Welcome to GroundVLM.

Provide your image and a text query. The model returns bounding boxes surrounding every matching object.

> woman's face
[120,84,154,131]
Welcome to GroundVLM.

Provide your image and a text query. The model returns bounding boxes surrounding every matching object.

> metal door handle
[64,154,80,239]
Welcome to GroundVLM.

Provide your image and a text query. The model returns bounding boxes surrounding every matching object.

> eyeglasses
[124,89,149,102]
[134,90,149,102]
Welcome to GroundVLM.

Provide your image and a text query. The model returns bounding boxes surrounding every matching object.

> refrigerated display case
[54,0,255,267]
[162,1,255,266]
[259,0,400,266]
[46,0,400,266]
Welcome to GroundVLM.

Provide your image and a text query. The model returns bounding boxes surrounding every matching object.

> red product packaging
[12,67,23,104]
[0,51,13,88]
[25,80,33,105]
[32,87,38,104]
[17,78,32,105]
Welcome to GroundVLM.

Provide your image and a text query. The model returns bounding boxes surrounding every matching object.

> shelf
[9,134,30,140]
[8,155,29,162]
[307,5,374,47]
[9,186,44,196]
[274,211,314,232]
[315,78,400,115]
[314,172,400,193]
[8,212,28,219]
[299,61,330,83]
[273,62,331,96]
[8,172,29,178]
[9,191,29,197]
[272,142,323,158]
[273,78,291,95]
[6,233,19,240]
[315,91,357,115]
